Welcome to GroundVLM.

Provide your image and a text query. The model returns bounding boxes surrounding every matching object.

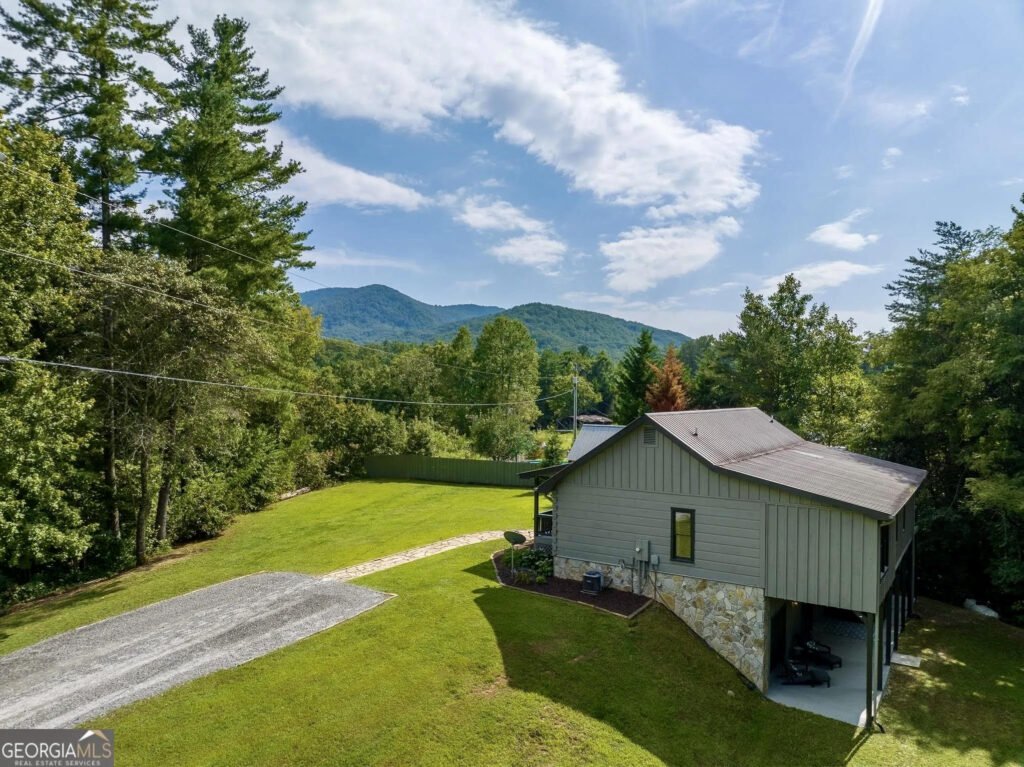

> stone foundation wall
[555,556,767,690]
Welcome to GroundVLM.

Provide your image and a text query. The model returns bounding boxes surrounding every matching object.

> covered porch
[518,463,565,552]
[765,544,914,728]
[766,613,887,726]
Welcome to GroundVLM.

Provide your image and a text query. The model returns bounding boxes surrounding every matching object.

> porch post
[533,488,540,537]
[876,599,884,690]
[910,540,916,612]
[864,612,875,728]
[895,569,903,650]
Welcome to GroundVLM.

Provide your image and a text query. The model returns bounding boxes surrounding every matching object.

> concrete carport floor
[766,631,889,727]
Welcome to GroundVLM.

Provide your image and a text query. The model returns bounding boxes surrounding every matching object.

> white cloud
[443,191,566,272]
[561,291,737,337]
[312,248,423,272]
[834,164,854,180]
[560,291,632,307]
[454,278,494,291]
[839,0,885,106]
[881,146,903,170]
[488,234,566,270]
[690,281,743,296]
[452,196,547,233]
[172,0,760,220]
[835,307,890,333]
[789,32,834,63]
[600,217,741,293]
[999,177,1024,187]
[761,260,884,293]
[860,92,931,128]
[736,1,783,59]
[950,84,970,107]
[267,126,428,210]
[807,210,880,251]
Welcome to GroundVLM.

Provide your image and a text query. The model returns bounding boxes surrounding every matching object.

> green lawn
[2,481,1022,766]
[89,544,1024,767]
[0,480,530,655]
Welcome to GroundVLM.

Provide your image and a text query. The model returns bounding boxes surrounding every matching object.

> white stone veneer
[555,556,766,690]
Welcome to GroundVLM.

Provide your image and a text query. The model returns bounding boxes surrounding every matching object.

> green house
[535,407,926,726]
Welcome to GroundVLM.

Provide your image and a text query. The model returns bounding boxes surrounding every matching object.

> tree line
[0,0,1019,627]
[606,224,1024,625]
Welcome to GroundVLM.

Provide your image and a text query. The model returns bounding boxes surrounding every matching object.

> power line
[0,355,572,408]
[3,239,544,383]
[0,245,292,332]
[2,241,536,380]
[0,154,336,291]
[0,157,559,381]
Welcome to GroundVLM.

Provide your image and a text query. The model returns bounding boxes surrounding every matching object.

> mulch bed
[492,549,651,618]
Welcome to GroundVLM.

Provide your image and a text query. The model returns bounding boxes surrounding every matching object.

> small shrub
[510,547,553,584]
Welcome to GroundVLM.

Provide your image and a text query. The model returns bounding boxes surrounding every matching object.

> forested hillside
[301,286,691,356]
[302,285,500,342]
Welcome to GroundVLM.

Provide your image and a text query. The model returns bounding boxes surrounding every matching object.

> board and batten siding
[765,504,879,613]
[556,485,764,585]
[556,426,790,588]
[555,425,892,611]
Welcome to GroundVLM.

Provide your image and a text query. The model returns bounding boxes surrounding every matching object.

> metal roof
[567,424,624,462]
[646,408,803,465]
[545,408,926,518]
[720,439,926,518]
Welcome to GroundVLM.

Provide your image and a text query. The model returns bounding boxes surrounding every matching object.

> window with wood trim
[671,508,695,563]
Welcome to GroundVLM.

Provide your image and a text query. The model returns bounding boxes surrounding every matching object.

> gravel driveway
[0,573,391,728]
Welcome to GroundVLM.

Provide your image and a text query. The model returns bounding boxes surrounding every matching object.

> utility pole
[572,362,579,438]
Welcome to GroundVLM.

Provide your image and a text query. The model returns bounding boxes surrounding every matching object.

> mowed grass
[0,480,530,655]
[3,480,1022,766]
[91,542,1024,767]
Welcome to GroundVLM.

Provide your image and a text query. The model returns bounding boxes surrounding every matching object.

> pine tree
[613,330,659,423]
[1,0,179,535]
[645,345,689,412]
[143,17,320,543]
[148,15,310,303]
[1,0,178,248]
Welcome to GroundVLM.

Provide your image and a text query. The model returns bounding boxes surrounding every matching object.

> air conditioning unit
[581,570,603,595]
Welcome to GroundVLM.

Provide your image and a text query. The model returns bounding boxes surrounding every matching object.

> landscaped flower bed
[492,547,650,618]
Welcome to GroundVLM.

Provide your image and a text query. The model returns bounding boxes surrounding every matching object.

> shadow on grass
[0,581,125,649]
[880,598,1024,766]
[464,558,868,767]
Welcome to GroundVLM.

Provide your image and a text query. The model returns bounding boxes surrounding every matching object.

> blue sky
[115,2,1024,334]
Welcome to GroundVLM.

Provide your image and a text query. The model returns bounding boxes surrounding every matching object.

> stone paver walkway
[323,529,532,582]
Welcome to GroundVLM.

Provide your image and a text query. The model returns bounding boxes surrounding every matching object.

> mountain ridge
[300,284,691,356]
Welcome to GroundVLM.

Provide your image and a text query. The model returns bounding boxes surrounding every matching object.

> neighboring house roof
[541,408,927,519]
[566,424,624,462]
[575,414,614,425]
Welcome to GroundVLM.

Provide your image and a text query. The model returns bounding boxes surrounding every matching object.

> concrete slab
[767,632,887,727]
[0,573,390,728]
[891,651,921,668]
